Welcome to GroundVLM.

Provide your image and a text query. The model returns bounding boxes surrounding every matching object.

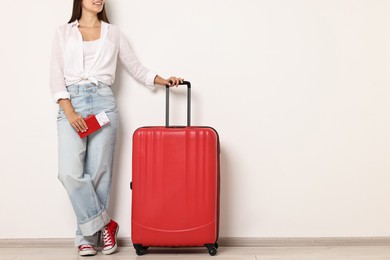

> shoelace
[103,227,114,247]
[80,244,95,250]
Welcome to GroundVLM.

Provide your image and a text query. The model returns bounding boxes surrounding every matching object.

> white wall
[1,0,390,239]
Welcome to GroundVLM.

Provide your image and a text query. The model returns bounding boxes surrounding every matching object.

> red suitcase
[131,81,220,256]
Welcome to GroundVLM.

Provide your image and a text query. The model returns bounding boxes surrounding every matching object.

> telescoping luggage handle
[165,81,191,127]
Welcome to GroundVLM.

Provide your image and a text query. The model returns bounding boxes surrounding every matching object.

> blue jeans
[57,82,119,246]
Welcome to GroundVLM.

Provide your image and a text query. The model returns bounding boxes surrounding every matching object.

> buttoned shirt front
[50,20,157,103]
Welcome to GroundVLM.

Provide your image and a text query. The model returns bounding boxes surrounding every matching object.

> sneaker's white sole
[102,225,119,255]
[79,249,97,256]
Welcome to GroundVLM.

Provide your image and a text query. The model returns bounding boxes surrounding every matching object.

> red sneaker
[102,219,119,255]
[78,244,97,256]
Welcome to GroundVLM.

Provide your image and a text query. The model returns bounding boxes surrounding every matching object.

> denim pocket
[97,86,114,97]
[69,88,81,99]
[57,107,66,120]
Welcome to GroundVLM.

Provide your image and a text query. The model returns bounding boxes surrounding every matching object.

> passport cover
[78,114,101,139]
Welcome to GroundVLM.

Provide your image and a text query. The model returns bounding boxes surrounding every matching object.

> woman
[50,0,183,256]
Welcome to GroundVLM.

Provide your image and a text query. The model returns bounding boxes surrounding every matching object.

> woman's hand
[65,110,88,133]
[154,75,184,87]
[58,99,88,133]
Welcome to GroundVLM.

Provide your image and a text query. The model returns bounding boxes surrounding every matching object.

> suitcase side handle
[165,81,191,127]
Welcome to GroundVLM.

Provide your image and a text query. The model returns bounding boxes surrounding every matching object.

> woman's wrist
[154,75,166,86]
[58,99,75,115]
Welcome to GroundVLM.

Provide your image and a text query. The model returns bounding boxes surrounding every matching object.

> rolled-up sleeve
[50,28,69,103]
[118,31,157,91]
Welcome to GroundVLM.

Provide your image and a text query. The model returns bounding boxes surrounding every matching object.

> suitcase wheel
[205,244,218,256]
[136,249,146,256]
[133,244,147,256]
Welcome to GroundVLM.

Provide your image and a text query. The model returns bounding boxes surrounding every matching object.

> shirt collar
[70,20,110,29]
[70,20,79,27]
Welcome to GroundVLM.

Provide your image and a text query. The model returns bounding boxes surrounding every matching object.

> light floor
[1,246,390,260]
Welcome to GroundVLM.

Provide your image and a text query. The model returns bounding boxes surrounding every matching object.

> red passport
[78,111,110,139]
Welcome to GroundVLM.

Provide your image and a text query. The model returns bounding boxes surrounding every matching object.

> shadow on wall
[219,145,233,238]
[107,66,125,220]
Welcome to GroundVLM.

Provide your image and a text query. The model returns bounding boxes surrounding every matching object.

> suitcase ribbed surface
[132,127,219,246]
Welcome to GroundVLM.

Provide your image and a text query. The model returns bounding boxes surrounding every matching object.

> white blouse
[50,20,157,103]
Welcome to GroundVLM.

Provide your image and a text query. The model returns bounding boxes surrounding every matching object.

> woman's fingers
[73,122,82,132]
[80,118,88,131]
[167,77,184,87]
[73,119,85,133]
[76,119,88,133]
[67,113,88,132]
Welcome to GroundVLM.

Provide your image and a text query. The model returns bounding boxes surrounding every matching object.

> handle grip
[165,81,191,127]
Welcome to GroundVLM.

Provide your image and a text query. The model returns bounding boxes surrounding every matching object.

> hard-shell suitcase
[131,81,220,256]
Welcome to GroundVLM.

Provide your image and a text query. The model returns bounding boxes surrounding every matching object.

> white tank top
[83,39,100,71]
[80,39,101,84]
